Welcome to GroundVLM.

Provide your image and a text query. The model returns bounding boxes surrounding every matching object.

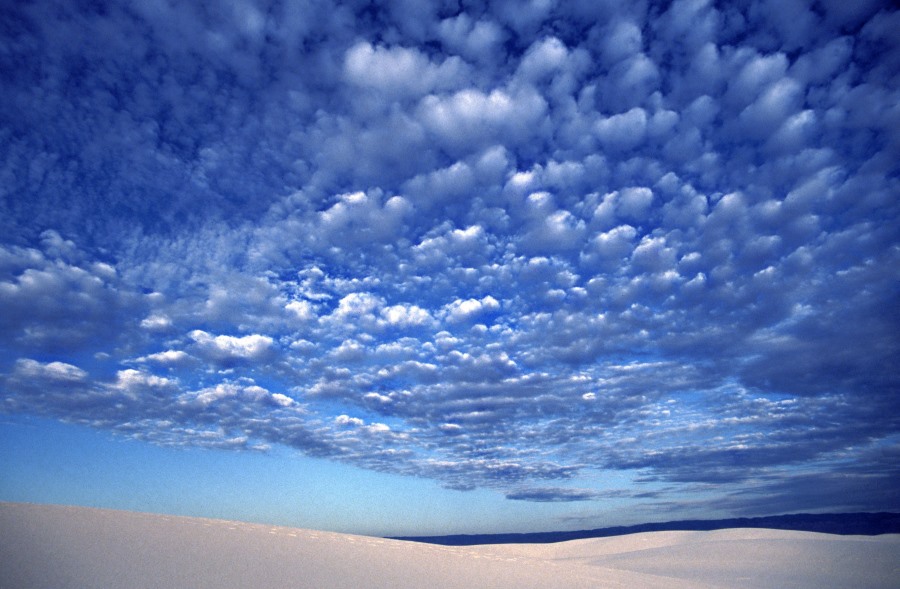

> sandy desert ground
[1,502,898,588]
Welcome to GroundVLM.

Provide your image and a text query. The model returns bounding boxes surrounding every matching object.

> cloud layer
[1,0,898,516]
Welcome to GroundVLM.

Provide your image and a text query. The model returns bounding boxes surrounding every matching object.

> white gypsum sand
[1,502,898,589]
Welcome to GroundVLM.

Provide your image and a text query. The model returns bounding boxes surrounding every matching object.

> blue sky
[1,0,898,536]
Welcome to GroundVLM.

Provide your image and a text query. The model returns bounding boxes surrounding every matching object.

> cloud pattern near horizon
[1,0,899,514]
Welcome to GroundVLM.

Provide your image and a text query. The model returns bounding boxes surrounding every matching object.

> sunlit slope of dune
[2,503,898,589]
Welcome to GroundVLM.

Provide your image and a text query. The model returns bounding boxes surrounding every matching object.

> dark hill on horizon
[391,512,900,545]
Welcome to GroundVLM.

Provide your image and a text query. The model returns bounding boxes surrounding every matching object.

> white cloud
[417,86,548,155]
[582,224,638,269]
[38,230,79,261]
[317,191,413,246]
[517,37,569,82]
[631,236,678,273]
[139,350,190,365]
[366,422,391,433]
[728,52,789,109]
[413,223,494,268]
[285,299,316,321]
[332,292,383,321]
[335,414,364,427]
[189,330,275,362]
[14,358,87,381]
[521,209,586,254]
[438,14,506,63]
[270,393,294,407]
[344,41,468,98]
[617,187,655,220]
[140,314,173,330]
[194,383,241,405]
[402,160,476,210]
[381,304,433,328]
[605,54,660,110]
[0,240,134,350]
[443,296,500,323]
[330,339,366,362]
[595,107,648,151]
[601,20,644,66]
[739,77,803,138]
[767,110,817,153]
[190,382,293,408]
[114,369,175,397]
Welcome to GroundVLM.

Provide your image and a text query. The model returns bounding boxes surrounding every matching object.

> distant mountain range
[391,512,900,546]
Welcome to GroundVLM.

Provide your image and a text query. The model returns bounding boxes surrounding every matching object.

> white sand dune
[1,502,898,589]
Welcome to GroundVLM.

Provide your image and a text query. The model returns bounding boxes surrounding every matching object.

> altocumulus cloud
[1,0,899,514]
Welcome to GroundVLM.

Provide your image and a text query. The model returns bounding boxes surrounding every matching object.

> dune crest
[2,503,898,589]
